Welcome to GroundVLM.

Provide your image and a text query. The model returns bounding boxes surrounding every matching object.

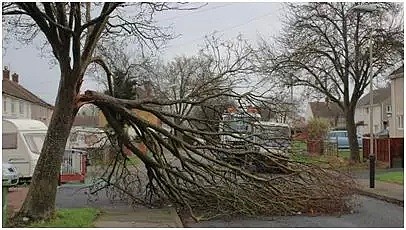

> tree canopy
[256,2,404,162]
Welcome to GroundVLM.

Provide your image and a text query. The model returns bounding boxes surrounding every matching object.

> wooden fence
[362,137,404,168]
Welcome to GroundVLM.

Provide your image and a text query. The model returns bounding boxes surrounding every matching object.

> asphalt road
[186,196,404,228]
[56,185,403,228]
[55,184,141,211]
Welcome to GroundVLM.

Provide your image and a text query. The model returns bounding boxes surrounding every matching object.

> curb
[356,189,404,207]
[169,208,184,228]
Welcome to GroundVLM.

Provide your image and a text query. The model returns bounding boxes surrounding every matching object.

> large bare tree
[78,36,357,220]
[257,2,403,162]
[3,3,358,224]
[2,2,188,221]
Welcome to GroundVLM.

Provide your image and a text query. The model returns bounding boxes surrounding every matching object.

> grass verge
[376,171,404,185]
[127,155,141,166]
[29,208,100,227]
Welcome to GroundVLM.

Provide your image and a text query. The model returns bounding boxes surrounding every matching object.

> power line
[159,3,234,22]
[164,10,276,51]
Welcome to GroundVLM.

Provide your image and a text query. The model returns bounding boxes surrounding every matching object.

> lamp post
[351,3,380,188]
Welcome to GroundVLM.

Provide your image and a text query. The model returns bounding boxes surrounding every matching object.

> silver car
[2,163,19,187]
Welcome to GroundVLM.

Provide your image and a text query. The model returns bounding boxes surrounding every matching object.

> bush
[307,118,330,140]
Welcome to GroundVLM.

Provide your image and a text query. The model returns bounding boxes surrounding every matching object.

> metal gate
[59,149,87,183]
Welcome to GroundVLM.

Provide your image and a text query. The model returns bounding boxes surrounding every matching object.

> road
[185,196,403,228]
[55,184,403,228]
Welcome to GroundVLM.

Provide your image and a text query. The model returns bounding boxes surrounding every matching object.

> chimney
[11,73,19,83]
[3,66,10,80]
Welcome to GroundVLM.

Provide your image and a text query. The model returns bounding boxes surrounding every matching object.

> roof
[2,79,53,109]
[357,87,391,107]
[390,65,404,80]
[309,101,344,118]
[2,119,48,131]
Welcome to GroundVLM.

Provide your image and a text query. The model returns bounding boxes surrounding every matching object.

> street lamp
[351,3,381,188]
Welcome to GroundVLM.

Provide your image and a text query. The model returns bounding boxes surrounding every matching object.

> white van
[2,119,47,180]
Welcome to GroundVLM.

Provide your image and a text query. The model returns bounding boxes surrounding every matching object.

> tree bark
[346,106,360,163]
[15,70,79,221]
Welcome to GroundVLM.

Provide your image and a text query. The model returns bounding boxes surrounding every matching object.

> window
[398,115,404,129]
[24,133,46,154]
[10,99,15,113]
[19,101,24,114]
[2,133,17,149]
[3,99,6,112]
[337,131,347,137]
[364,108,369,114]
[386,105,392,113]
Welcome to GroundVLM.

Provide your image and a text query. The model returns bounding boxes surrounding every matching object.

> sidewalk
[6,187,29,218]
[356,179,404,206]
[93,207,183,228]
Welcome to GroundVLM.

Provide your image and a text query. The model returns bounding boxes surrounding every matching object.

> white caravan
[2,119,48,179]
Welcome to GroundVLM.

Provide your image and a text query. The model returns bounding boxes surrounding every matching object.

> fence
[362,137,404,168]
[306,139,338,156]
[59,149,87,183]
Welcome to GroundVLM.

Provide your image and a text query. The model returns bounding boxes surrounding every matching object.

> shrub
[307,118,330,140]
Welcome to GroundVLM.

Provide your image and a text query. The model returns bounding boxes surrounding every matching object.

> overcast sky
[2,2,284,105]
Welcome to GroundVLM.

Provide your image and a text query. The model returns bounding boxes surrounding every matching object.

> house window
[398,115,404,129]
[3,99,6,112]
[364,108,369,114]
[19,101,24,114]
[10,99,15,113]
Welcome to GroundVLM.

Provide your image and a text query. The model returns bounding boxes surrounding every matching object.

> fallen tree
[78,90,358,220]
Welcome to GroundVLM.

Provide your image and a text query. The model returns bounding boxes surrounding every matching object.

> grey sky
[2,2,284,105]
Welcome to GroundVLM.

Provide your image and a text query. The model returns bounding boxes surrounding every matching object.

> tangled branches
[79,90,358,220]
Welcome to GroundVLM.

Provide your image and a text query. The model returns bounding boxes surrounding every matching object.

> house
[305,101,346,129]
[389,65,404,138]
[2,67,53,125]
[355,87,391,136]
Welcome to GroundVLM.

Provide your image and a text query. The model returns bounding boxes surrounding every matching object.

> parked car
[2,163,19,187]
[326,130,362,149]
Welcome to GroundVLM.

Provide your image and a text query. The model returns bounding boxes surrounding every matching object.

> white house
[355,87,391,136]
[389,65,404,138]
[2,67,54,125]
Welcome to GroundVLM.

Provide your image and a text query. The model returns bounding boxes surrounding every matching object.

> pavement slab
[356,179,403,206]
[93,207,183,228]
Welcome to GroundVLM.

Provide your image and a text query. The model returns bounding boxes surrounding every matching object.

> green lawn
[127,155,141,165]
[291,140,364,168]
[292,140,307,155]
[29,208,100,227]
[376,171,404,185]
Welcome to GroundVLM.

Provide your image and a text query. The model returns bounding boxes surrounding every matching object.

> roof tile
[2,79,53,108]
